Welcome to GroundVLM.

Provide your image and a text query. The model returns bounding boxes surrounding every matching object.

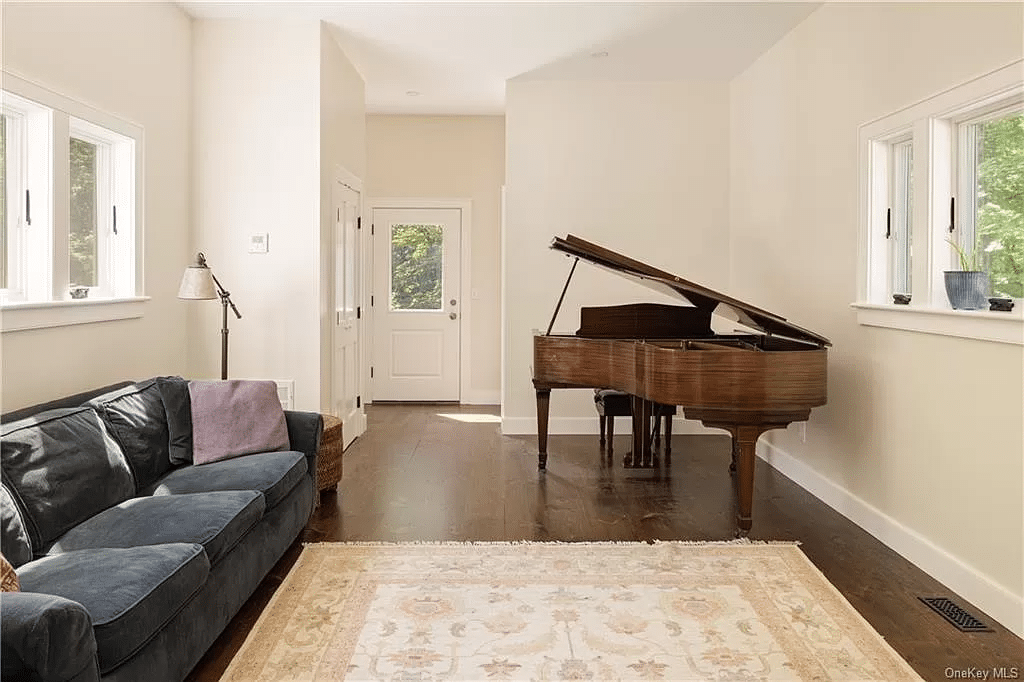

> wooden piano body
[532,234,830,534]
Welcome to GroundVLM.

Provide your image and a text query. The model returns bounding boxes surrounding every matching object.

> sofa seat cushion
[143,451,306,510]
[17,544,209,675]
[47,491,264,566]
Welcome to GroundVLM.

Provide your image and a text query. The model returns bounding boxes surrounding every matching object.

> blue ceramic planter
[943,271,989,310]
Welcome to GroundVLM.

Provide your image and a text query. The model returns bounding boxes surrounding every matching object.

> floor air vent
[918,597,992,632]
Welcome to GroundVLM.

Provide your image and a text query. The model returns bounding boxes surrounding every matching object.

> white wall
[0,2,192,410]
[319,24,367,411]
[730,3,1023,634]
[502,80,731,432]
[191,20,338,412]
[366,115,505,403]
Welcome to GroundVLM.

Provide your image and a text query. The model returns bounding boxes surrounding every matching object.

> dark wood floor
[188,403,1023,681]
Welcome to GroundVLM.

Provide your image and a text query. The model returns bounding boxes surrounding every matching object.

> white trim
[1,69,145,303]
[756,439,1024,638]
[462,389,500,405]
[851,302,1023,345]
[1,296,149,332]
[369,198,474,404]
[499,185,507,420]
[857,60,1023,326]
[500,416,720,437]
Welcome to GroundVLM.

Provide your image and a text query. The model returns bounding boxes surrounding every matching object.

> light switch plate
[249,233,269,254]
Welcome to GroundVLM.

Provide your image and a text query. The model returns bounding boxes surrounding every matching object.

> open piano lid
[552,234,831,348]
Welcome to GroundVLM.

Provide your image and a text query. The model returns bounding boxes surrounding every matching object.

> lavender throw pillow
[188,380,289,465]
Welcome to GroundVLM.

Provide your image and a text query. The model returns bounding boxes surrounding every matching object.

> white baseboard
[501,416,719,437]
[757,439,1024,638]
[461,389,500,405]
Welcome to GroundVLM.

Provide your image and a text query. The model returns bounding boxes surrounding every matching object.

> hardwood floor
[187,403,1023,681]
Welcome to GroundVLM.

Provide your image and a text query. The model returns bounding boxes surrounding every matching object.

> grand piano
[532,234,830,534]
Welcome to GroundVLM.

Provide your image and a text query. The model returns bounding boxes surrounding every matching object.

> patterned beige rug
[221,541,922,681]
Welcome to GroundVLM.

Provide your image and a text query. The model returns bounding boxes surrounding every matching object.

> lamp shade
[178,263,217,300]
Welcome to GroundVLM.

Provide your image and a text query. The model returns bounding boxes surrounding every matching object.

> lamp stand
[212,273,241,380]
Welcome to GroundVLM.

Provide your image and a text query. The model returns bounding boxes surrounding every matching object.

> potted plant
[944,240,989,310]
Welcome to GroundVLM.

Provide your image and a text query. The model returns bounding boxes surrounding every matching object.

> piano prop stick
[532,234,830,535]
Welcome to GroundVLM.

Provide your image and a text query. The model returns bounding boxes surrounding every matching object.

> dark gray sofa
[0,378,322,682]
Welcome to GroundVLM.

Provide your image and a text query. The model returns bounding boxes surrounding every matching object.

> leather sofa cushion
[88,379,175,491]
[1,407,135,554]
[18,544,209,675]
[47,491,264,567]
[143,451,306,510]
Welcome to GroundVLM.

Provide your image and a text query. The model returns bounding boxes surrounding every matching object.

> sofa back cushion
[1,407,135,554]
[1,484,33,567]
[88,378,175,490]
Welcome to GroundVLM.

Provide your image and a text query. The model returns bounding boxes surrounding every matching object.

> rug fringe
[301,539,801,548]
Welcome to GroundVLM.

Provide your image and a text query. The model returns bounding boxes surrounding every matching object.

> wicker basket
[317,415,344,493]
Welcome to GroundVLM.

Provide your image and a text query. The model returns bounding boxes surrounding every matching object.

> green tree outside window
[391,224,442,310]
[976,113,1024,298]
[69,137,97,288]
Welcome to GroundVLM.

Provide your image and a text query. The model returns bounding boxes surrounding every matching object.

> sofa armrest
[284,410,323,484]
[1,592,100,682]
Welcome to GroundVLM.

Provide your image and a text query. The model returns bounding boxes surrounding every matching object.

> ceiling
[180,1,821,115]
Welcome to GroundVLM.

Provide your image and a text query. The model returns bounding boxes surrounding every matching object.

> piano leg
[685,408,810,536]
[732,426,762,536]
[627,395,654,467]
[607,416,615,459]
[535,387,551,470]
[663,410,673,460]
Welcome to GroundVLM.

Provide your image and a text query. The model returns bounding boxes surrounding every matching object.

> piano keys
[532,234,830,535]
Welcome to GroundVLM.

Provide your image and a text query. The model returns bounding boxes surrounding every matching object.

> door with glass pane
[372,208,461,401]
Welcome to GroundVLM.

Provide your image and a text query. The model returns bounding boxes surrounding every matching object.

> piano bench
[593,389,676,456]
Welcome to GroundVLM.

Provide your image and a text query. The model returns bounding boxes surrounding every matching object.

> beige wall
[366,115,505,402]
[502,80,731,432]
[1,2,192,410]
[730,2,1023,633]
[191,20,366,412]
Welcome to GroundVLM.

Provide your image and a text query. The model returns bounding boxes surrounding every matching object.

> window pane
[69,137,97,288]
[390,223,442,310]
[974,112,1023,298]
[891,140,913,295]
[1,115,6,289]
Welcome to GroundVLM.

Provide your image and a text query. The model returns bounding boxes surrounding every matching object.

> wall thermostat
[249,233,269,254]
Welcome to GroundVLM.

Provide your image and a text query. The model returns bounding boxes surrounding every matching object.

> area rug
[220,541,923,681]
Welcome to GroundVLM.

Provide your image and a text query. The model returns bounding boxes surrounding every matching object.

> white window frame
[954,100,1023,291]
[0,72,147,332]
[855,60,1024,346]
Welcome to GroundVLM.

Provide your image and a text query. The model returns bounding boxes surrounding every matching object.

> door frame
[366,198,472,404]
[329,164,367,439]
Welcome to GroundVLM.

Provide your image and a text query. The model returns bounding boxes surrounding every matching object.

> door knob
[449,312,458,320]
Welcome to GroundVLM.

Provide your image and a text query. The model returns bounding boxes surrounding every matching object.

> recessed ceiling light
[591,50,609,58]
[406,90,420,97]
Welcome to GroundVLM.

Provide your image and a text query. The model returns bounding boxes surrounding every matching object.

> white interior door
[372,207,461,401]
[334,181,365,446]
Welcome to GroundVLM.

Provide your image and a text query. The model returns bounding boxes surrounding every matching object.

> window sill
[1,297,150,332]
[851,302,1023,345]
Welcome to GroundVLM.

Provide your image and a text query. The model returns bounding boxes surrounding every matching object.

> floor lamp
[178,252,242,380]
